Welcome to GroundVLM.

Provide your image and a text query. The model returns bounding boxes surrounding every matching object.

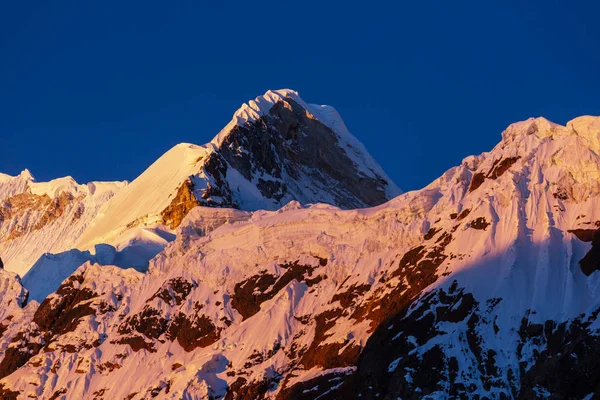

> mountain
[0,89,400,302]
[0,170,127,277]
[75,89,400,250]
[2,114,600,399]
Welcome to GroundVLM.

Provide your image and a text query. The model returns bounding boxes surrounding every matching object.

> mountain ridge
[0,89,401,301]
[1,93,600,398]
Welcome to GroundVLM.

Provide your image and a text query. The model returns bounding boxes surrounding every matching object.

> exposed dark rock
[0,330,46,379]
[330,283,371,308]
[469,172,486,192]
[457,208,471,221]
[92,388,108,400]
[96,361,121,374]
[148,380,171,398]
[337,283,491,399]
[517,310,600,399]
[171,362,183,370]
[167,312,221,351]
[231,261,320,320]
[199,153,237,209]
[149,277,195,306]
[388,245,426,280]
[34,282,97,336]
[224,375,282,400]
[299,307,361,370]
[49,388,68,400]
[577,229,600,275]
[424,227,441,240]
[553,188,569,201]
[113,334,156,353]
[277,371,351,400]
[118,305,168,340]
[469,157,520,193]
[487,156,520,180]
[569,228,597,242]
[217,97,394,209]
[288,233,453,381]
[0,384,19,400]
[0,321,8,338]
[470,217,490,230]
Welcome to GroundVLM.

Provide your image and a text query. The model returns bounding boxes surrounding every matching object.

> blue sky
[1,1,599,191]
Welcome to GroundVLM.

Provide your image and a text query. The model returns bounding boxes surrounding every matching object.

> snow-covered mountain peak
[499,115,600,150]
[0,172,127,278]
[28,176,82,198]
[75,142,212,249]
[460,116,600,193]
[211,89,299,147]
[567,115,600,151]
[0,169,36,183]
[75,89,400,250]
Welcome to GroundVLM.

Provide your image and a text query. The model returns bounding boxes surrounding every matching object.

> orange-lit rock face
[0,191,83,241]
[160,179,201,229]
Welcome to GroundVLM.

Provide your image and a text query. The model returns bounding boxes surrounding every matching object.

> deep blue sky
[1,1,599,191]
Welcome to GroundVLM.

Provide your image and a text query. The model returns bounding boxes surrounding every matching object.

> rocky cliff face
[208,94,398,210]
[3,115,600,398]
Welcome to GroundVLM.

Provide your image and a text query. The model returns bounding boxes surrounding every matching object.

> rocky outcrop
[469,156,520,192]
[161,179,202,229]
[231,261,323,320]
[576,228,600,275]
[215,96,397,209]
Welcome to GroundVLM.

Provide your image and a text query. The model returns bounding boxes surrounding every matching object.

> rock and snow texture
[0,171,126,277]
[1,89,400,303]
[76,89,400,250]
[5,97,600,399]
[3,115,600,399]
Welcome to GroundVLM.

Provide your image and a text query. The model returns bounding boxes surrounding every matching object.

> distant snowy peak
[211,89,398,192]
[203,88,401,208]
[0,170,127,200]
[77,89,400,249]
[0,170,34,200]
[0,172,127,276]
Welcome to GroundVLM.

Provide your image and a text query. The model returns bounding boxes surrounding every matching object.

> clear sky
[1,1,599,191]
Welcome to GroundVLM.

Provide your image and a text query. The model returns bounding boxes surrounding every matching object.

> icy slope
[3,116,600,398]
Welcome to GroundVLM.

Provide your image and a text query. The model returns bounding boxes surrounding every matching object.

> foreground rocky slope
[3,112,600,398]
